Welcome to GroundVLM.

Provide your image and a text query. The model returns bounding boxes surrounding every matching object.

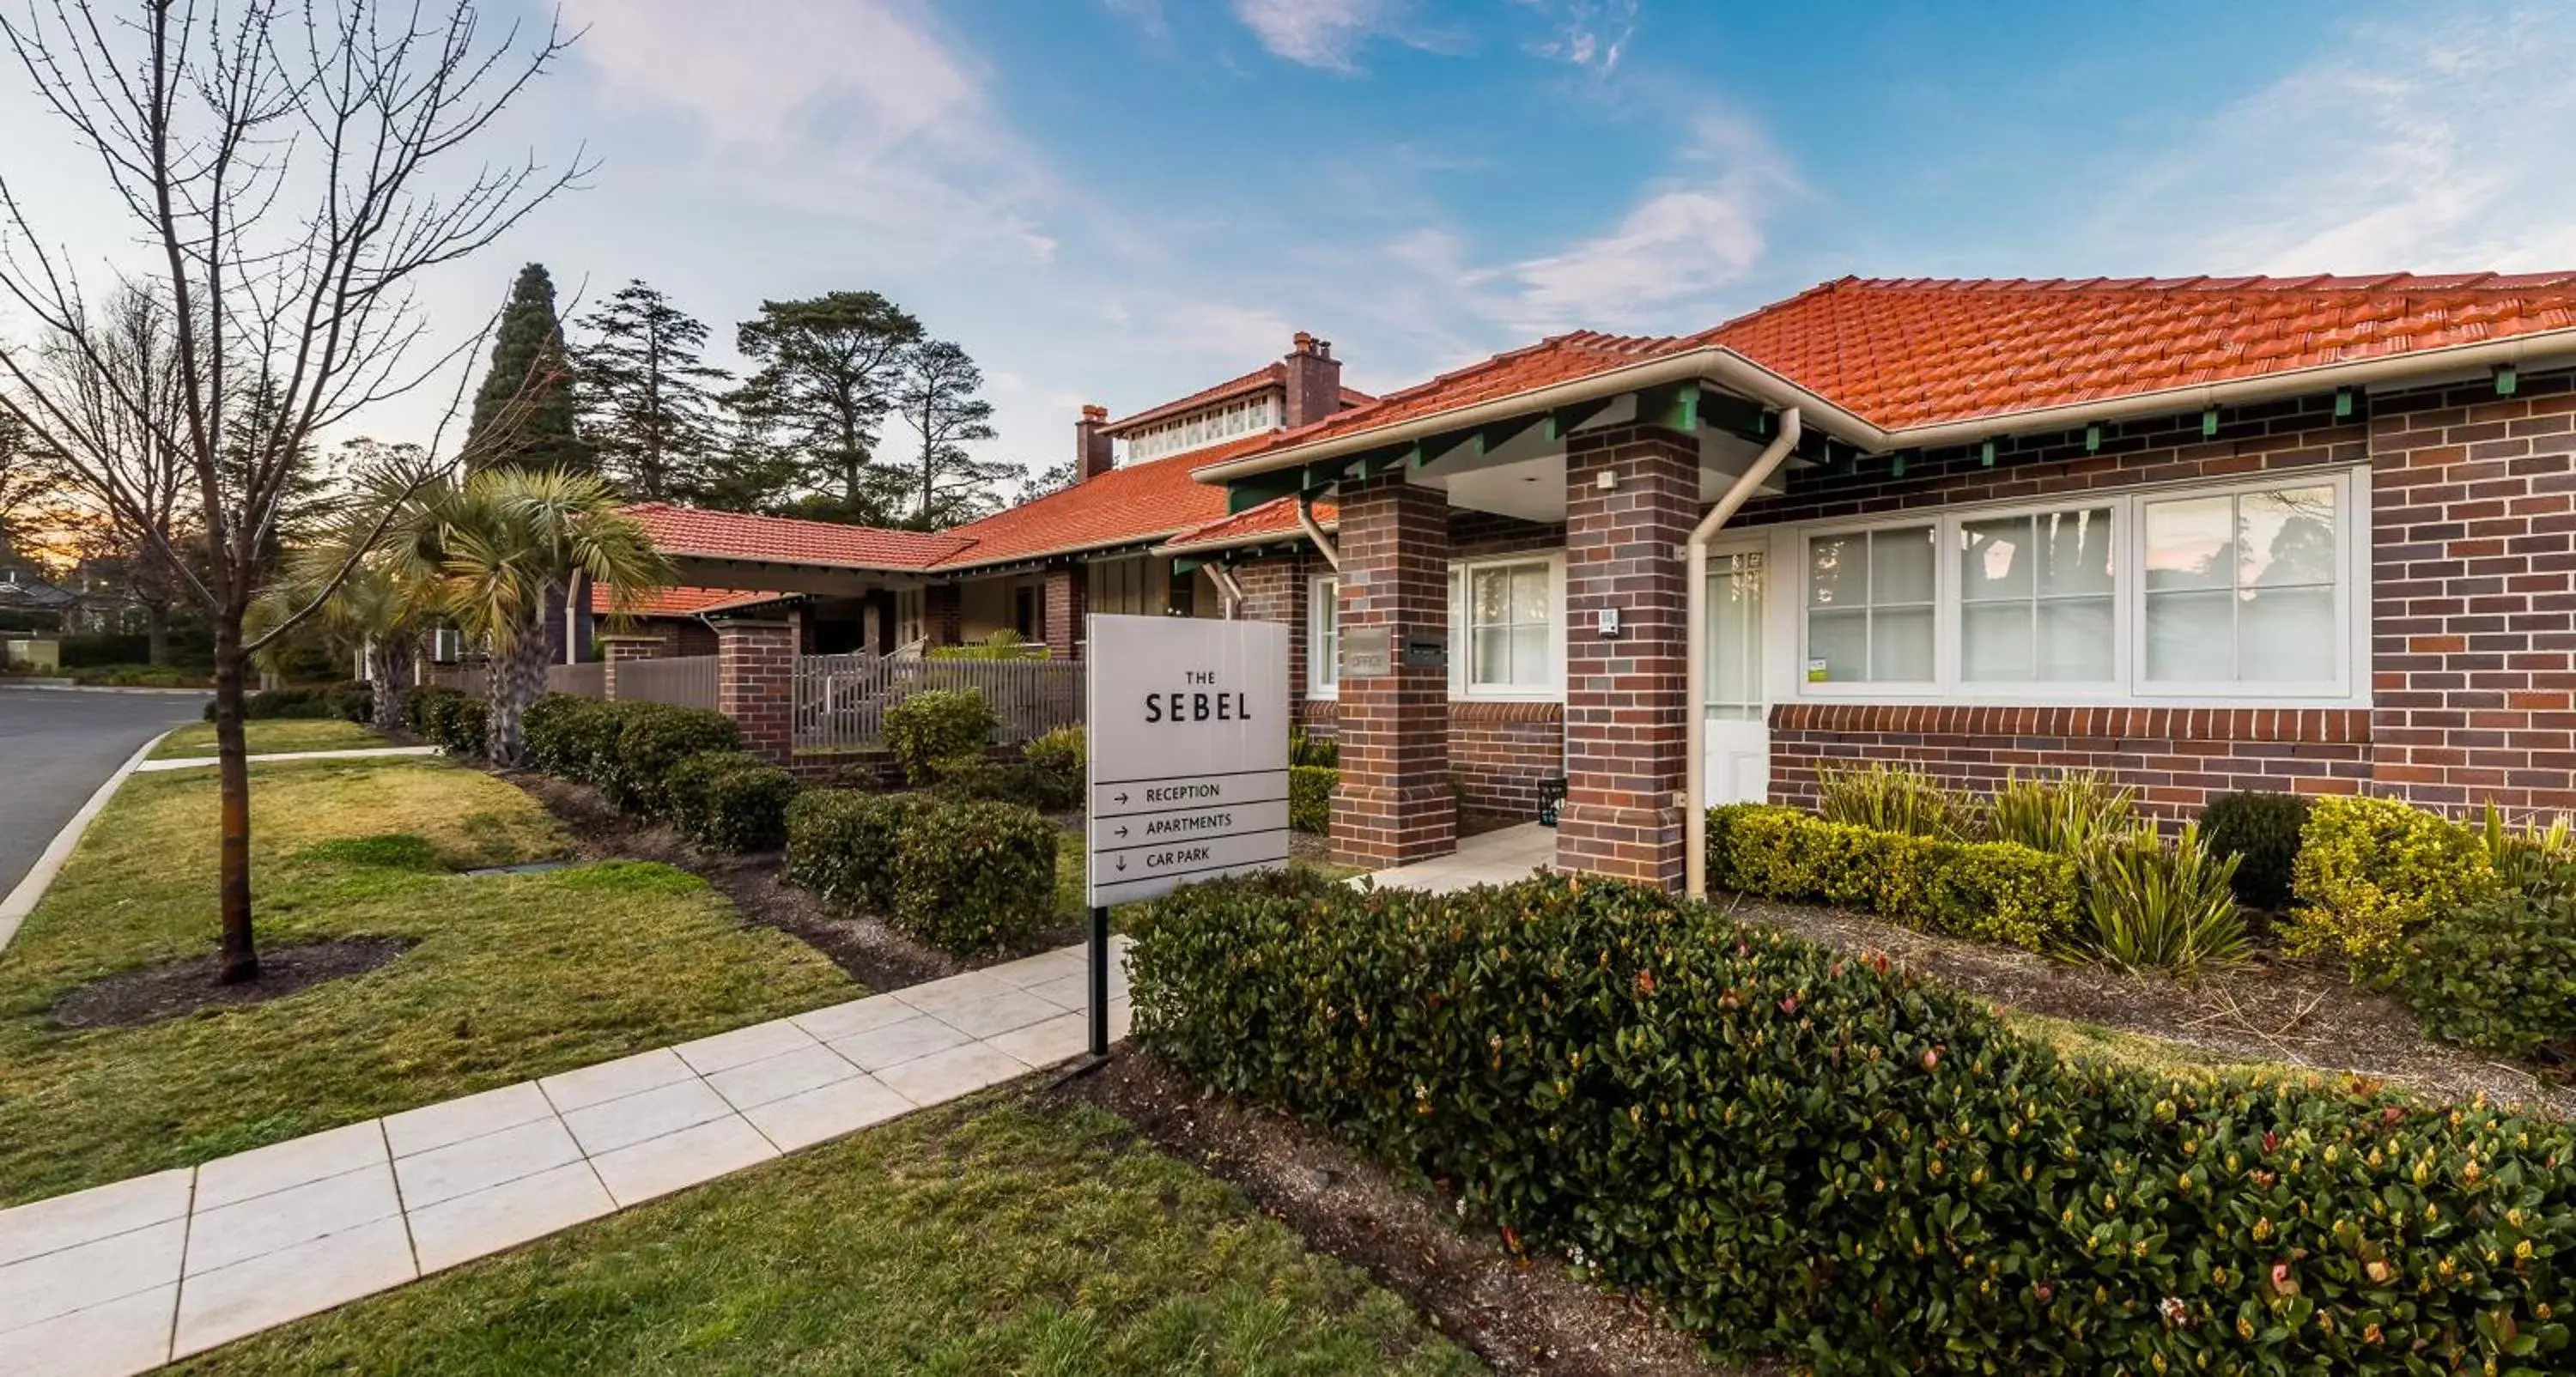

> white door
[1704,545,1770,804]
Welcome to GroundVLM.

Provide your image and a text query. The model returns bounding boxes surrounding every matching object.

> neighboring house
[0,564,79,632]
[598,270,2576,894]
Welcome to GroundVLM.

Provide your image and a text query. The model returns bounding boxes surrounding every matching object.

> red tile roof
[1212,272,2576,461]
[588,584,787,616]
[623,501,974,570]
[1160,495,1336,553]
[1099,362,1375,436]
[929,430,1280,570]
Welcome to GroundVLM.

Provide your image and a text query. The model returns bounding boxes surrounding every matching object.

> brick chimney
[1073,403,1115,483]
[1280,331,1343,429]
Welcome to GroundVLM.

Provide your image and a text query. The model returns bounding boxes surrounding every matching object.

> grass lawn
[0,756,858,1204]
[152,718,387,758]
[179,1092,1480,1376]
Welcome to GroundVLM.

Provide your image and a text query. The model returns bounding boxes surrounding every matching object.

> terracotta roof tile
[1160,494,1338,553]
[589,584,788,616]
[1212,272,2576,464]
[622,501,973,570]
[928,430,1280,570]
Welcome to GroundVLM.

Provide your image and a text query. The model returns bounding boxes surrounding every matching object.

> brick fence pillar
[714,618,797,763]
[1042,564,1086,660]
[1556,425,1696,890]
[1330,471,1454,867]
[924,583,962,647]
[598,634,666,701]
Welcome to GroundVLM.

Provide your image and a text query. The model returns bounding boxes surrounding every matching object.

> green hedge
[2285,796,2497,976]
[523,695,630,788]
[213,681,373,723]
[785,790,1057,956]
[2200,792,2312,912]
[664,750,798,853]
[882,688,997,785]
[1290,765,1335,834]
[611,703,743,816]
[1705,804,2079,949]
[403,686,486,757]
[1127,870,2576,1374]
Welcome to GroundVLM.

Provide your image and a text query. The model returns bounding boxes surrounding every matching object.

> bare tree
[39,285,194,661]
[0,0,586,983]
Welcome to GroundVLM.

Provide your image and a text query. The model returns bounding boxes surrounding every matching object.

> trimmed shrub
[2199,791,2312,911]
[1289,728,1339,769]
[1706,804,2078,949]
[321,680,374,723]
[933,759,1082,812]
[2072,822,2251,975]
[1814,761,1977,840]
[2396,881,2576,1060]
[228,682,372,722]
[401,686,486,756]
[1024,725,1085,779]
[890,798,1058,956]
[783,790,931,917]
[611,703,742,816]
[881,688,997,785]
[519,693,597,776]
[664,750,799,853]
[1127,870,2576,1375]
[1290,765,1335,834]
[2285,795,2497,975]
[402,684,465,737]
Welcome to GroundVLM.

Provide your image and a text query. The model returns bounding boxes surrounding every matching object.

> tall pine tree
[732,291,920,524]
[891,339,1011,529]
[464,264,583,474]
[574,280,729,501]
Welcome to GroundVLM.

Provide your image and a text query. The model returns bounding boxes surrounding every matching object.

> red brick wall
[715,620,796,764]
[1042,564,1086,660]
[1329,471,1457,866]
[924,583,962,646]
[1557,425,1695,888]
[1451,701,1563,818]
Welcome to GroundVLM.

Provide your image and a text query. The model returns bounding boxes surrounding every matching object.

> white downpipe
[1204,562,1247,619]
[1297,494,1340,571]
[1685,407,1801,900]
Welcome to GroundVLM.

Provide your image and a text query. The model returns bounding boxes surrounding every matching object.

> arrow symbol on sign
[1115,857,1127,872]
[1114,792,1128,804]
[1115,825,1128,838]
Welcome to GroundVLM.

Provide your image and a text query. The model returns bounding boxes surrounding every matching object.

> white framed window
[1779,467,2367,707]
[1308,574,1339,697]
[1449,553,1564,700]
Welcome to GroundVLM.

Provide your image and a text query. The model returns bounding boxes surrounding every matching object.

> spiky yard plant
[1988,770,2139,858]
[2074,822,2252,977]
[1814,761,1978,840]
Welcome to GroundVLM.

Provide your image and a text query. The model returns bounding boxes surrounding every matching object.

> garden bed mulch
[1059,1049,1754,1377]
[505,771,963,993]
[1718,895,2576,1118]
[49,937,414,1029]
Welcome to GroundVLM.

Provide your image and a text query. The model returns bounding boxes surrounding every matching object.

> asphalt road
[0,687,210,903]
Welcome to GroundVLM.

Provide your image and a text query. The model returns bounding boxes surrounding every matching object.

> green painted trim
[1637,382,1700,434]
[1545,397,1616,441]
[1224,468,1303,514]
[2333,387,2355,418]
[2083,425,2100,454]
[2202,407,2221,438]
[1981,440,1997,467]
[2497,364,2519,397]
[1171,556,1207,575]
[1476,413,1546,458]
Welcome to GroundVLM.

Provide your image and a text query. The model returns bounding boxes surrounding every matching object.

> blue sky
[9,1,2574,490]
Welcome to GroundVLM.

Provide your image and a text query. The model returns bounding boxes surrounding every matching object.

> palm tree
[401,467,668,763]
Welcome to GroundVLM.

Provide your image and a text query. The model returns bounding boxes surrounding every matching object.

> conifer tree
[464,263,584,473]
[891,339,1011,529]
[732,291,920,524]
[574,280,728,501]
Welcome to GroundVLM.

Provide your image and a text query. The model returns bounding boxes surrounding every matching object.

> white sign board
[1085,615,1291,907]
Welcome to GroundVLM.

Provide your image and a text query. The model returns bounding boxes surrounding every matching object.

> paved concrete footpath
[0,941,1134,1375]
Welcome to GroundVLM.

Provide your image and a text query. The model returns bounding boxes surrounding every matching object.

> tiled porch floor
[0,940,1133,1377]
[1365,822,1554,894]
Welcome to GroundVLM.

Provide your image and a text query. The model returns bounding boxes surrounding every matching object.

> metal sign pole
[1088,903,1109,1059]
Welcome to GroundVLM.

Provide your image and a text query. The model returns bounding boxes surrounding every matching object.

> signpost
[1084,614,1291,1056]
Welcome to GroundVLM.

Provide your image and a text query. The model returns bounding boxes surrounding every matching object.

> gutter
[1193,329,2576,485]
[1684,408,1800,901]
[1203,563,1247,619]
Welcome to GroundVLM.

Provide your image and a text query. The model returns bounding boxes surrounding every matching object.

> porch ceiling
[1404,394,1797,525]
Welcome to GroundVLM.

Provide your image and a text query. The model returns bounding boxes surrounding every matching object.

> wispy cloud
[2101,7,2576,274]
[1516,0,1638,74]
[1230,0,1400,71]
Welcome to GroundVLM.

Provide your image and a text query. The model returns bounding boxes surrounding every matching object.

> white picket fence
[795,653,1083,751]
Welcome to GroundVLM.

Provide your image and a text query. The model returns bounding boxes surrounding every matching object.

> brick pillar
[1042,564,1086,660]
[1556,426,1696,890]
[1330,472,1454,867]
[715,619,796,764]
[1232,555,1308,694]
[599,634,666,701]
[924,583,962,647]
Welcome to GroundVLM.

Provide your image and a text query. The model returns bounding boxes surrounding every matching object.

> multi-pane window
[1959,507,2115,682]
[2143,483,2340,684]
[1805,525,1935,682]
[1461,557,1558,694]
[1308,575,1339,695]
[1794,470,2358,701]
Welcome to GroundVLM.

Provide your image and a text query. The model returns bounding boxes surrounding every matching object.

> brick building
[597,272,2576,896]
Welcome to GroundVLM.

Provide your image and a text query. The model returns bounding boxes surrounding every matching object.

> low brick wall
[1451,701,1563,818]
[1770,703,2375,820]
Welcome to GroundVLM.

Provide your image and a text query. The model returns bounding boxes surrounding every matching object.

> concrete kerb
[136,746,440,773]
[0,729,172,953]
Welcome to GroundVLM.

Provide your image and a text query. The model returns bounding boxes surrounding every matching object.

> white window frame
[1449,552,1566,702]
[1308,573,1340,699]
[1771,465,2370,709]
